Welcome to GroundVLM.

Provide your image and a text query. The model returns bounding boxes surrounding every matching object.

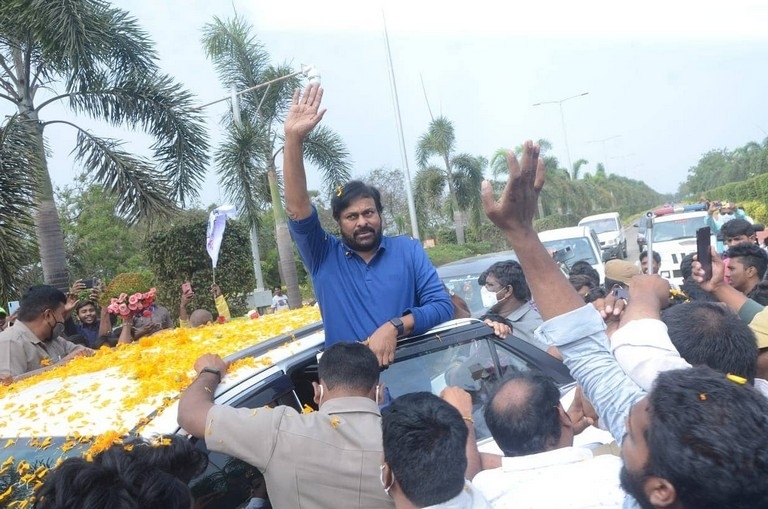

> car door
[188,368,303,509]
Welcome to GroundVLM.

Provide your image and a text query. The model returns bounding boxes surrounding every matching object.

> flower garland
[106,289,157,320]
[0,306,322,507]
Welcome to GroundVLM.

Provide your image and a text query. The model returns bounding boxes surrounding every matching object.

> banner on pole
[206,205,237,269]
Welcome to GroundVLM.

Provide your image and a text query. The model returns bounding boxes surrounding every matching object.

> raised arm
[283,83,327,221]
[482,141,645,442]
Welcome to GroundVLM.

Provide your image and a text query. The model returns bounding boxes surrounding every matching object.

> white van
[538,226,606,284]
[650,210,714,287]
[578,212,626,260]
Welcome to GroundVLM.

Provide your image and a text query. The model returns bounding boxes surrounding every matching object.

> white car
[0,313,611,507]
[579,212,627,260]
[538,226,606,284]
[650,210,714,286]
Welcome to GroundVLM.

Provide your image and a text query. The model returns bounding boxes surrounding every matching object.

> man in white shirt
[473,371,624,508]
[271,286,290,312]
[381,390,489,509]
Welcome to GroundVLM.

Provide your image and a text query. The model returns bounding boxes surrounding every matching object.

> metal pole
[558,102,573,176]
[383,14,419,239]
[645,211,654,275]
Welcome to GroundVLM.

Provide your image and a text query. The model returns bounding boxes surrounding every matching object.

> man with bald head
[473,371,624,507]
[179,284,230,328]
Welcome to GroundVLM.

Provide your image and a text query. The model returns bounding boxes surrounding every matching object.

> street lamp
[533,92,589,175]
[586,135,622,166]
[196,65,320,304]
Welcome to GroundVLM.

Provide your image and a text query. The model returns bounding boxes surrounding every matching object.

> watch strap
[200,366,222,382]
[389,317,405,338]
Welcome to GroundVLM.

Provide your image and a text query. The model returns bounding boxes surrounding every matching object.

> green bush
[425,242,496,267]
[533,214,578,232]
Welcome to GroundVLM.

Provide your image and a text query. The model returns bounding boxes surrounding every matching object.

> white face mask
[380,464,393,496]
[480,286,506,308]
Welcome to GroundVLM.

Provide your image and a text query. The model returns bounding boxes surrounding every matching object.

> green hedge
[703,173,768,224]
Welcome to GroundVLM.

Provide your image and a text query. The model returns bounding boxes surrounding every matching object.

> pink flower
[128,303,138,311]
[110,298,118,305]
[128,294,139,305]
[143,309,152,317]
[107,304,118,314]
[136,302,144,311]
[118,303,129,315]
[119,293,128,302]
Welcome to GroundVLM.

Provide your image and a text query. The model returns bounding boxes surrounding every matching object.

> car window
[542,237,598,265]
[581,218,618,233]
[380,335,552,441]
[653,216,706,242]
[190,373,301,509]
[442,274,484,316]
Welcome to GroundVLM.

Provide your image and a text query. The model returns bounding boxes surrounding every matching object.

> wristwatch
[389,317,405,338]
[200,366,222,382]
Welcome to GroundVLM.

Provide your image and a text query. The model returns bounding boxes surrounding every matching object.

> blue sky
[16,0,768,207]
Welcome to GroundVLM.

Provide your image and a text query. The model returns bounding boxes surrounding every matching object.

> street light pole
[196,66,320,295]
[586,135,622,166]
[533,92,589,176]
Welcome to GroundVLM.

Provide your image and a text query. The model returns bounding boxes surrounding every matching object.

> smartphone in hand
[181,282,193,295]
[696,226,712,281]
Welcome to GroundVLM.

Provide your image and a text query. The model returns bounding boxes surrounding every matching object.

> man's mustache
[354,227,375,236]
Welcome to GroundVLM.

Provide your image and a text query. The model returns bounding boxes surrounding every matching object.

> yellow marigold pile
[0,307,321,471]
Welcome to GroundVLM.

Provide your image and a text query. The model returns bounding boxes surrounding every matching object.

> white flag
[206,205,237,269]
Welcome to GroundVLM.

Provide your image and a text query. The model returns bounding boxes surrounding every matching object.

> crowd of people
[8,84,768,508]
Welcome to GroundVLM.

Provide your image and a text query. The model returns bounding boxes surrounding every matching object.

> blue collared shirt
[537,304,646,446]
[289,207,453,346]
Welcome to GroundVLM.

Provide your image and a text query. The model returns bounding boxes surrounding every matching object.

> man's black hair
[661,302,757,384]
[679,253,696,280]
[720,218,755,240]
[748,281,768,306]
[639,250,661,264]
[331,180,383,222]
[100,435,209,484]
[75,300,98,313]
[318,342,379,392]
[18,285,66,322]
[645,366,768,509]
[485,260,531,302]
[382,392,467,507]
[484,370,562,457]
[35,436,202,509]
[680,277,718,303]
[568,261,600,287]
[727,242,768,280]
[569,274,595,291]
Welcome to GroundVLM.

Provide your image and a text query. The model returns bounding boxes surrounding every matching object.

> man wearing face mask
[178,342,394,509]
[0,285,93,382]
[478,261,547,352]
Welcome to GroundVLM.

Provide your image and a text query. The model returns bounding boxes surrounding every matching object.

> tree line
[0,0,665,307]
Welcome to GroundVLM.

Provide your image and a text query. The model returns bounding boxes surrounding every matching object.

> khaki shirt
[206,396,394,509]
[0,321,79,377]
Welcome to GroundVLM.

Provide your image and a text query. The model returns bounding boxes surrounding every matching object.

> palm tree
[0,0,209,290]
[415,117,486,244]
[202,16,350,308]
[571,158,589,180]
[0,115,39,301]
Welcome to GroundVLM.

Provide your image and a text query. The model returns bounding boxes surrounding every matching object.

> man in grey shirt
[478,260,548,352]
[0,285,92,382]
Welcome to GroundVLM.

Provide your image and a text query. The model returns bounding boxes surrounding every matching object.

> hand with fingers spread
[284,83,326,141]
[481,141,545,236]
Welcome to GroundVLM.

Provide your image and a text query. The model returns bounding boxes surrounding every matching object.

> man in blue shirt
[283,84,453,365]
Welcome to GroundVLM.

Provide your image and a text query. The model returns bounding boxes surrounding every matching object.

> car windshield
[581,218,618,234]
[652,216,707,242]
[541,237,598,265]
[441,274,484,316]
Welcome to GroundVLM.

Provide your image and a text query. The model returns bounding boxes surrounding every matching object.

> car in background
[650,209,713,286]
[538,226,606,285]
[0,315,611,508]
[635,215,648,250]
[578,212,626,260]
